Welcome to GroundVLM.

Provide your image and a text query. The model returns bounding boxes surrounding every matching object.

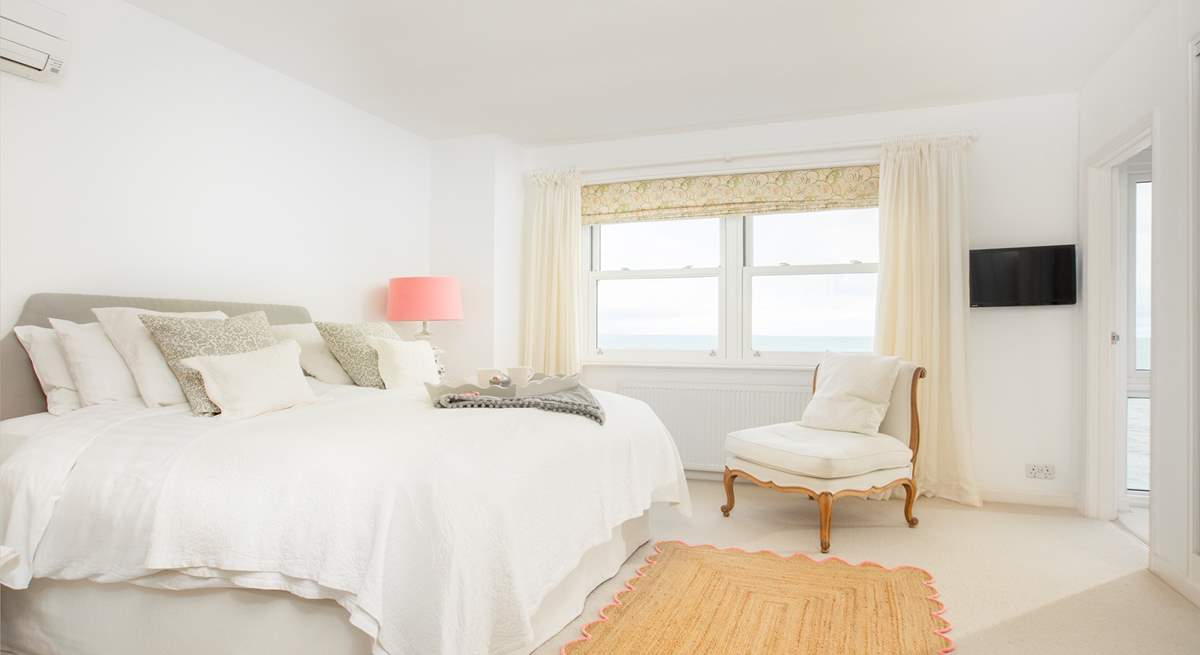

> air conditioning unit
[1,0,67,82]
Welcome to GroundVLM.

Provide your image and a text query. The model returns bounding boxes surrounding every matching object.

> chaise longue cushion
[725,422,913,479]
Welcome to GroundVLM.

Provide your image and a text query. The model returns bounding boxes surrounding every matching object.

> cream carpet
[537,480,1200,654]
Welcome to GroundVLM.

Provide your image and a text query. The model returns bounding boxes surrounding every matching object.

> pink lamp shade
[386,276,463,322]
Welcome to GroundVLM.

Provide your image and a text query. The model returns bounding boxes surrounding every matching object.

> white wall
[526,94,1082,507]
[428,135,524,380]
[430,137,498,377]
[492,144,524,371]
[0,0,431,332]
[1077,0,1200,605]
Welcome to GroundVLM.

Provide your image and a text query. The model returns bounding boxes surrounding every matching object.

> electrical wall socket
[1025,463,1056,480]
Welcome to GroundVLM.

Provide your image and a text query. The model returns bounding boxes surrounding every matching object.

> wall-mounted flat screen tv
[969,244,1077,307]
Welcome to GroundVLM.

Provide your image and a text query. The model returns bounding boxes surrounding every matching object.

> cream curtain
[520,171,582,375]
[875,137,981,506]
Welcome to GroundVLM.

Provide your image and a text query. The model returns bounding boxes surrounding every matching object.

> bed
[0,293,691,655]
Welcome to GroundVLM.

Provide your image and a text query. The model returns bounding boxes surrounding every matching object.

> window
[585,209,880,363]
[1132,181,1152,371]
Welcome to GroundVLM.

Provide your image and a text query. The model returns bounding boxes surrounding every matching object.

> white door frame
[1119,162,1153,511]
[1187,36,1200,592]
[1081,118,1153,520]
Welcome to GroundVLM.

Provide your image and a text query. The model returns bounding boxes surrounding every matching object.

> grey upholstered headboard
[1,293,313,420]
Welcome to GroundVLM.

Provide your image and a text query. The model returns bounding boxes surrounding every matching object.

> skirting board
[978,488,1079,509]
[1151,554,1200,609]
[685,470,1079,510]
[686,469,727,483]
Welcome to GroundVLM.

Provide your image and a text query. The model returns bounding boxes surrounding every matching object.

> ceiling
[128,0,1159,144]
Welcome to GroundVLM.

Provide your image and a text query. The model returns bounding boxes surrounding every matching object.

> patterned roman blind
[580,164,879,225]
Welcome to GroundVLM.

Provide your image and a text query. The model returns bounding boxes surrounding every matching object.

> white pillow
[13,326,82,415]
[48,319,142,407]
[369,337,440,398]
[178,340,316,420]
[271,323,353,385]
[93,307,227,407]
[799,353,901,435]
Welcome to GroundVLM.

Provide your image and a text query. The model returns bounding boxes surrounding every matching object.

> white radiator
[617,382,812,472]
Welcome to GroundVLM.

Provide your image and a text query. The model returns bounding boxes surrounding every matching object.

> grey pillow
[314,321,399,389]
[140,311,277,415]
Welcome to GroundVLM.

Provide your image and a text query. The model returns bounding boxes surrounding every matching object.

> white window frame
[584,216,728,364]
[583,211,880,366]
[741,214,879,365]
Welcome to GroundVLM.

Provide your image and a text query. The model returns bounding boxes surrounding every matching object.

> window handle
[850,259,862,264]
[779,262,790,266]
[683,264,694,269]
[596,348,605,355]
[709,350,718,357]
[753,350,762,357]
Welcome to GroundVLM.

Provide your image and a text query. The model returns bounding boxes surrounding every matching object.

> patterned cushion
[140,311,277,415]
[314,321,399,388]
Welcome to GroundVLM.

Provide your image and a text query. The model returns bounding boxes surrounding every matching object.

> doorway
[1081,120,1151,526]
[1115,148,1151,542]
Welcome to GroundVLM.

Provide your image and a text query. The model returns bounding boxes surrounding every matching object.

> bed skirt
[0,512,650,655]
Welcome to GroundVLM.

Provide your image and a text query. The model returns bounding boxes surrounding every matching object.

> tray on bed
[425,373,580,400]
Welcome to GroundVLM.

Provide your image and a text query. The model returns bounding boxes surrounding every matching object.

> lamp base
[413,320,432,340]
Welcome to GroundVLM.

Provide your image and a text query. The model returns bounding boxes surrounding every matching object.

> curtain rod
[576,129,978,177]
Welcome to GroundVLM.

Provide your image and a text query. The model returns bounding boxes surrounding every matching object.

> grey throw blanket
[433,385,606,425]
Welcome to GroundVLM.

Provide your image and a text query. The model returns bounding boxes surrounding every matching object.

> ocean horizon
[598,334,873,352]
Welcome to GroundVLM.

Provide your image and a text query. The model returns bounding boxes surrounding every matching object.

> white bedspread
[0,384,690,655]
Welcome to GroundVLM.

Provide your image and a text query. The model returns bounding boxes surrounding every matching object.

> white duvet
[0,383,690,655]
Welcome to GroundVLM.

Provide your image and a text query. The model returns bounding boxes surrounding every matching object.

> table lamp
[386,276,463,338]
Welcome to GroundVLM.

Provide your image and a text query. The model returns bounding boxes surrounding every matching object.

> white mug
[508,366,534,386]
[477,368,503,387]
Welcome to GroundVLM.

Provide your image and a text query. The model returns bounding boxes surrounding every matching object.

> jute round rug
[562,541,953,654]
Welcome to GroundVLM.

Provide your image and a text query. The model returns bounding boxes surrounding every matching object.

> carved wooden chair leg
[720,468,737,517]
[816,492,834,553]
[901,480,919,527]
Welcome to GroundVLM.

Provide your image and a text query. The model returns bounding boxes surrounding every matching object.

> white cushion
[725,422,912,479]
[93,307,228,407]
[179,340,316,420]
[726,456,913,495]
[369,337,440,399]
[13,326,82,415]
[800,353,901,435]
[48,319,141,407]
[271,323,353,385]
